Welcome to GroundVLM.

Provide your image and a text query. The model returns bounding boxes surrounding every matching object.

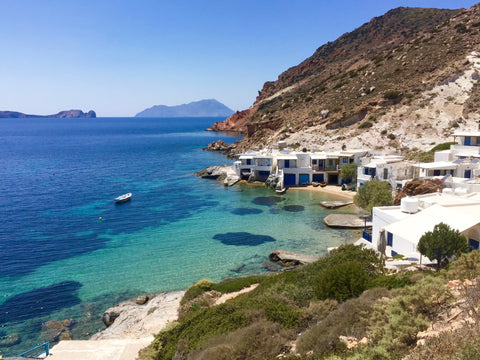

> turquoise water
[0,117,359,355]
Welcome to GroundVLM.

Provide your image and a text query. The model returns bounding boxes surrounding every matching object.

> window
[433,169,440,176]
[312,159,317,165]
[387,232,393,247]
[246,159,251,165]
[383,168,388,179]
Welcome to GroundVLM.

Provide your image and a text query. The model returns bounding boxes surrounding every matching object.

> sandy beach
[291,185,356,200]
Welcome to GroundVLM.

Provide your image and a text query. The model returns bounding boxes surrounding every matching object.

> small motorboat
[276,187,287,195]
[114,193,132,203]
[312,182,319,187]
[319,182,327,188]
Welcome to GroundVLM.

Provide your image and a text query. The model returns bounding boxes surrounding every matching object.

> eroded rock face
[394,179,443,205]
[203,140,232,152]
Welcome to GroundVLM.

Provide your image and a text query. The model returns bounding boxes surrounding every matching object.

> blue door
[465,169,472,178]
[299,174,310,185]
[469,239,479,251]
[465,137,471,146]
[284,160,290,168]
[284,174,296,186]
[313,174,324,182]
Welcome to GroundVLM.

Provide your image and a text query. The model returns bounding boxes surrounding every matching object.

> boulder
[102,310,121,327]
[135,295,149,305]
[319,200,353,209]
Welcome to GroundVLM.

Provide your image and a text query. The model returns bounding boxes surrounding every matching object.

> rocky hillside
[209,5,480,155]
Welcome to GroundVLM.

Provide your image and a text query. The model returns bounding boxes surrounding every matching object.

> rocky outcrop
[323,214,371,228]
[206,109,250,134]
[91,291,185,340]
[394,179,443,205]
[269,249,320,266]
[203,140,232,153]
[319,200,353,209]
[0,109,96,118]
[265,174,280,189]
[196,165,240,187]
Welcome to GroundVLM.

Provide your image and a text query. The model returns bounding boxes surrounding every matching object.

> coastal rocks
[265,174,280,189]
[0,333,21,347]
[203,140,232,153]
[196,165,240,187]
[319,200,353,209]
[41,318,76,342]
[269,249,320,267]
[91,291,185,340]
[323,214,371,228]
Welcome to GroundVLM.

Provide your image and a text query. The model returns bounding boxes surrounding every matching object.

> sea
[0,117,360,355]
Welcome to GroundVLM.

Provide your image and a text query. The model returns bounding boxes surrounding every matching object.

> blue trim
[387,232,393,247]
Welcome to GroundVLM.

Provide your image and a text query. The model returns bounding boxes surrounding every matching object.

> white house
[368,192,480,261]
[357,155,413,190]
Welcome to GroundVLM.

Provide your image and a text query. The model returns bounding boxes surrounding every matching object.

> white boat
[114,193,132,203]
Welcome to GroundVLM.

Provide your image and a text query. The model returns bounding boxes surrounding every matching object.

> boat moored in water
[114,193,132,203]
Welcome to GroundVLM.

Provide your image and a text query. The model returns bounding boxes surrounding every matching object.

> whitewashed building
[368,192,480,261]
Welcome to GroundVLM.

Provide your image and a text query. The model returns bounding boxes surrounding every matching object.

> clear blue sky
[1,0,478,116]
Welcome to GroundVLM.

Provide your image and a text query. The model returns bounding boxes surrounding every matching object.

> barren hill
[209,5,480,155]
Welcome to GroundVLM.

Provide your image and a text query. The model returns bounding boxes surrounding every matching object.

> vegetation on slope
[138,245,480,360]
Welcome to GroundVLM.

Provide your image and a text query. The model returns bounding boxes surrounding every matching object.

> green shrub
[187,320,292,360]
[387,133,396,140]
[315,260,371,301]
[446,250,480,280]
[368,272,413,290]
[384,90,402,100]
[212,275,266,294]
[359,121,373,129]
[381,129,388,135]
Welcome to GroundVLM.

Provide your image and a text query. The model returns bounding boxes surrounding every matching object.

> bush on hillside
[315,260,371,301]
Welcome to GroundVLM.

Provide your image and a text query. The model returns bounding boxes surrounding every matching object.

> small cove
[0,117,362,356]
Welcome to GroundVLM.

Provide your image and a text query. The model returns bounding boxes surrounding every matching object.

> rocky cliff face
[0,109,96,118]
[212,5,480,155]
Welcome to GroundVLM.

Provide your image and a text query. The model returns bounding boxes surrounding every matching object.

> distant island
[0,109,96,118]
[135,99,234,118]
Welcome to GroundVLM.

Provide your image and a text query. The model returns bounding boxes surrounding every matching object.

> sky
[1,0,479,117]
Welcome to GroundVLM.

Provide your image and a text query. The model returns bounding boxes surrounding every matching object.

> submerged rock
[41,318,76,342]
[0,333,21,347]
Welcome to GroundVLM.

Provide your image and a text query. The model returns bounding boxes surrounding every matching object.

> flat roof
[412,161,456,170]
[453,132,480,137]
[384,204,480,246]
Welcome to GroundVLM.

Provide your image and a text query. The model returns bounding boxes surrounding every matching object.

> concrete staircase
[48,337,153,360]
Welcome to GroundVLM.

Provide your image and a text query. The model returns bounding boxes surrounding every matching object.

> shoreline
[290,184,356,200]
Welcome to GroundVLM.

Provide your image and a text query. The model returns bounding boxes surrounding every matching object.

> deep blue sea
[0,117,359,355]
